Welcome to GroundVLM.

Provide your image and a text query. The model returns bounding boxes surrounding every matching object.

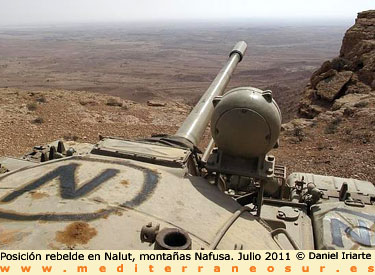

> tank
[0,41,374,250]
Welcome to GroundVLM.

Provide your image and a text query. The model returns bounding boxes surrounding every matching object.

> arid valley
[1,18,374,180]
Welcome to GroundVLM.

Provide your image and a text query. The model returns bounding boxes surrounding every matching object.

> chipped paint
[121,179,130,186]
[56,222,97,246]
[30,191,49,199]
[0,228,28,247]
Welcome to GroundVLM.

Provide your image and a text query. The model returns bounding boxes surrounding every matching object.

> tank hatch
[91,137,191,167]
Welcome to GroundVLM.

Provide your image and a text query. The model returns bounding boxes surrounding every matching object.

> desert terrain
[1,18,374,181]
[0,22,348,121]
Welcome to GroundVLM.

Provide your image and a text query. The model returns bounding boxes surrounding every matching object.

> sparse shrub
[293,127,305,141]
[63,133,79,141]
[332,117,342,126]
[36,95,47,103]
[331,57,349,71]
[79,99,97,106]
[317,143,325,151]
[106,97,122,107]
[343,108,355,117]
[355,132,372,144]
[354,101,369,108]
[26,102,38,111]
[325,118,342,134]
[324,117,342,134]
[32,117,44,124]
[363,133,372,144]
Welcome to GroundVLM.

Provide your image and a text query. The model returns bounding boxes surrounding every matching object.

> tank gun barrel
[175,41,247,147]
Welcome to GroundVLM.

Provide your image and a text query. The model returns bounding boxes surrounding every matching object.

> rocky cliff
[277,10,375,181]
[299,10,374,118]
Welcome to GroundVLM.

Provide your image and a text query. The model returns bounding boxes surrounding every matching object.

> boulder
[299,103,326,118]
[281,118,315,132]
[106,97,123,107]
[310,62,333,89]
[147,100,166,107]
[332,93,371,110]
[316,71,353,101]
[345,81,372,94]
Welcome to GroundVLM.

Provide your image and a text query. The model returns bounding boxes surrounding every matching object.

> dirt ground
[1,87,374,182]
[0,22,348,122]
[275,119,375,182]
[0,88,190,156]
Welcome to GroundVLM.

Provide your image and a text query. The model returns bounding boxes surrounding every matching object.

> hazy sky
[0,0,373,26]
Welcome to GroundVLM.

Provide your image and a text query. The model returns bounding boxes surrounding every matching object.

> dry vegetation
[0,88,190,156]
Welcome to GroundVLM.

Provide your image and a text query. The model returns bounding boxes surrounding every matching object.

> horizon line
[0,16,356,29]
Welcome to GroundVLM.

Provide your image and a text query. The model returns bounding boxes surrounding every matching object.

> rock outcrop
[277,11,375,181]
[298,10,375,119]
